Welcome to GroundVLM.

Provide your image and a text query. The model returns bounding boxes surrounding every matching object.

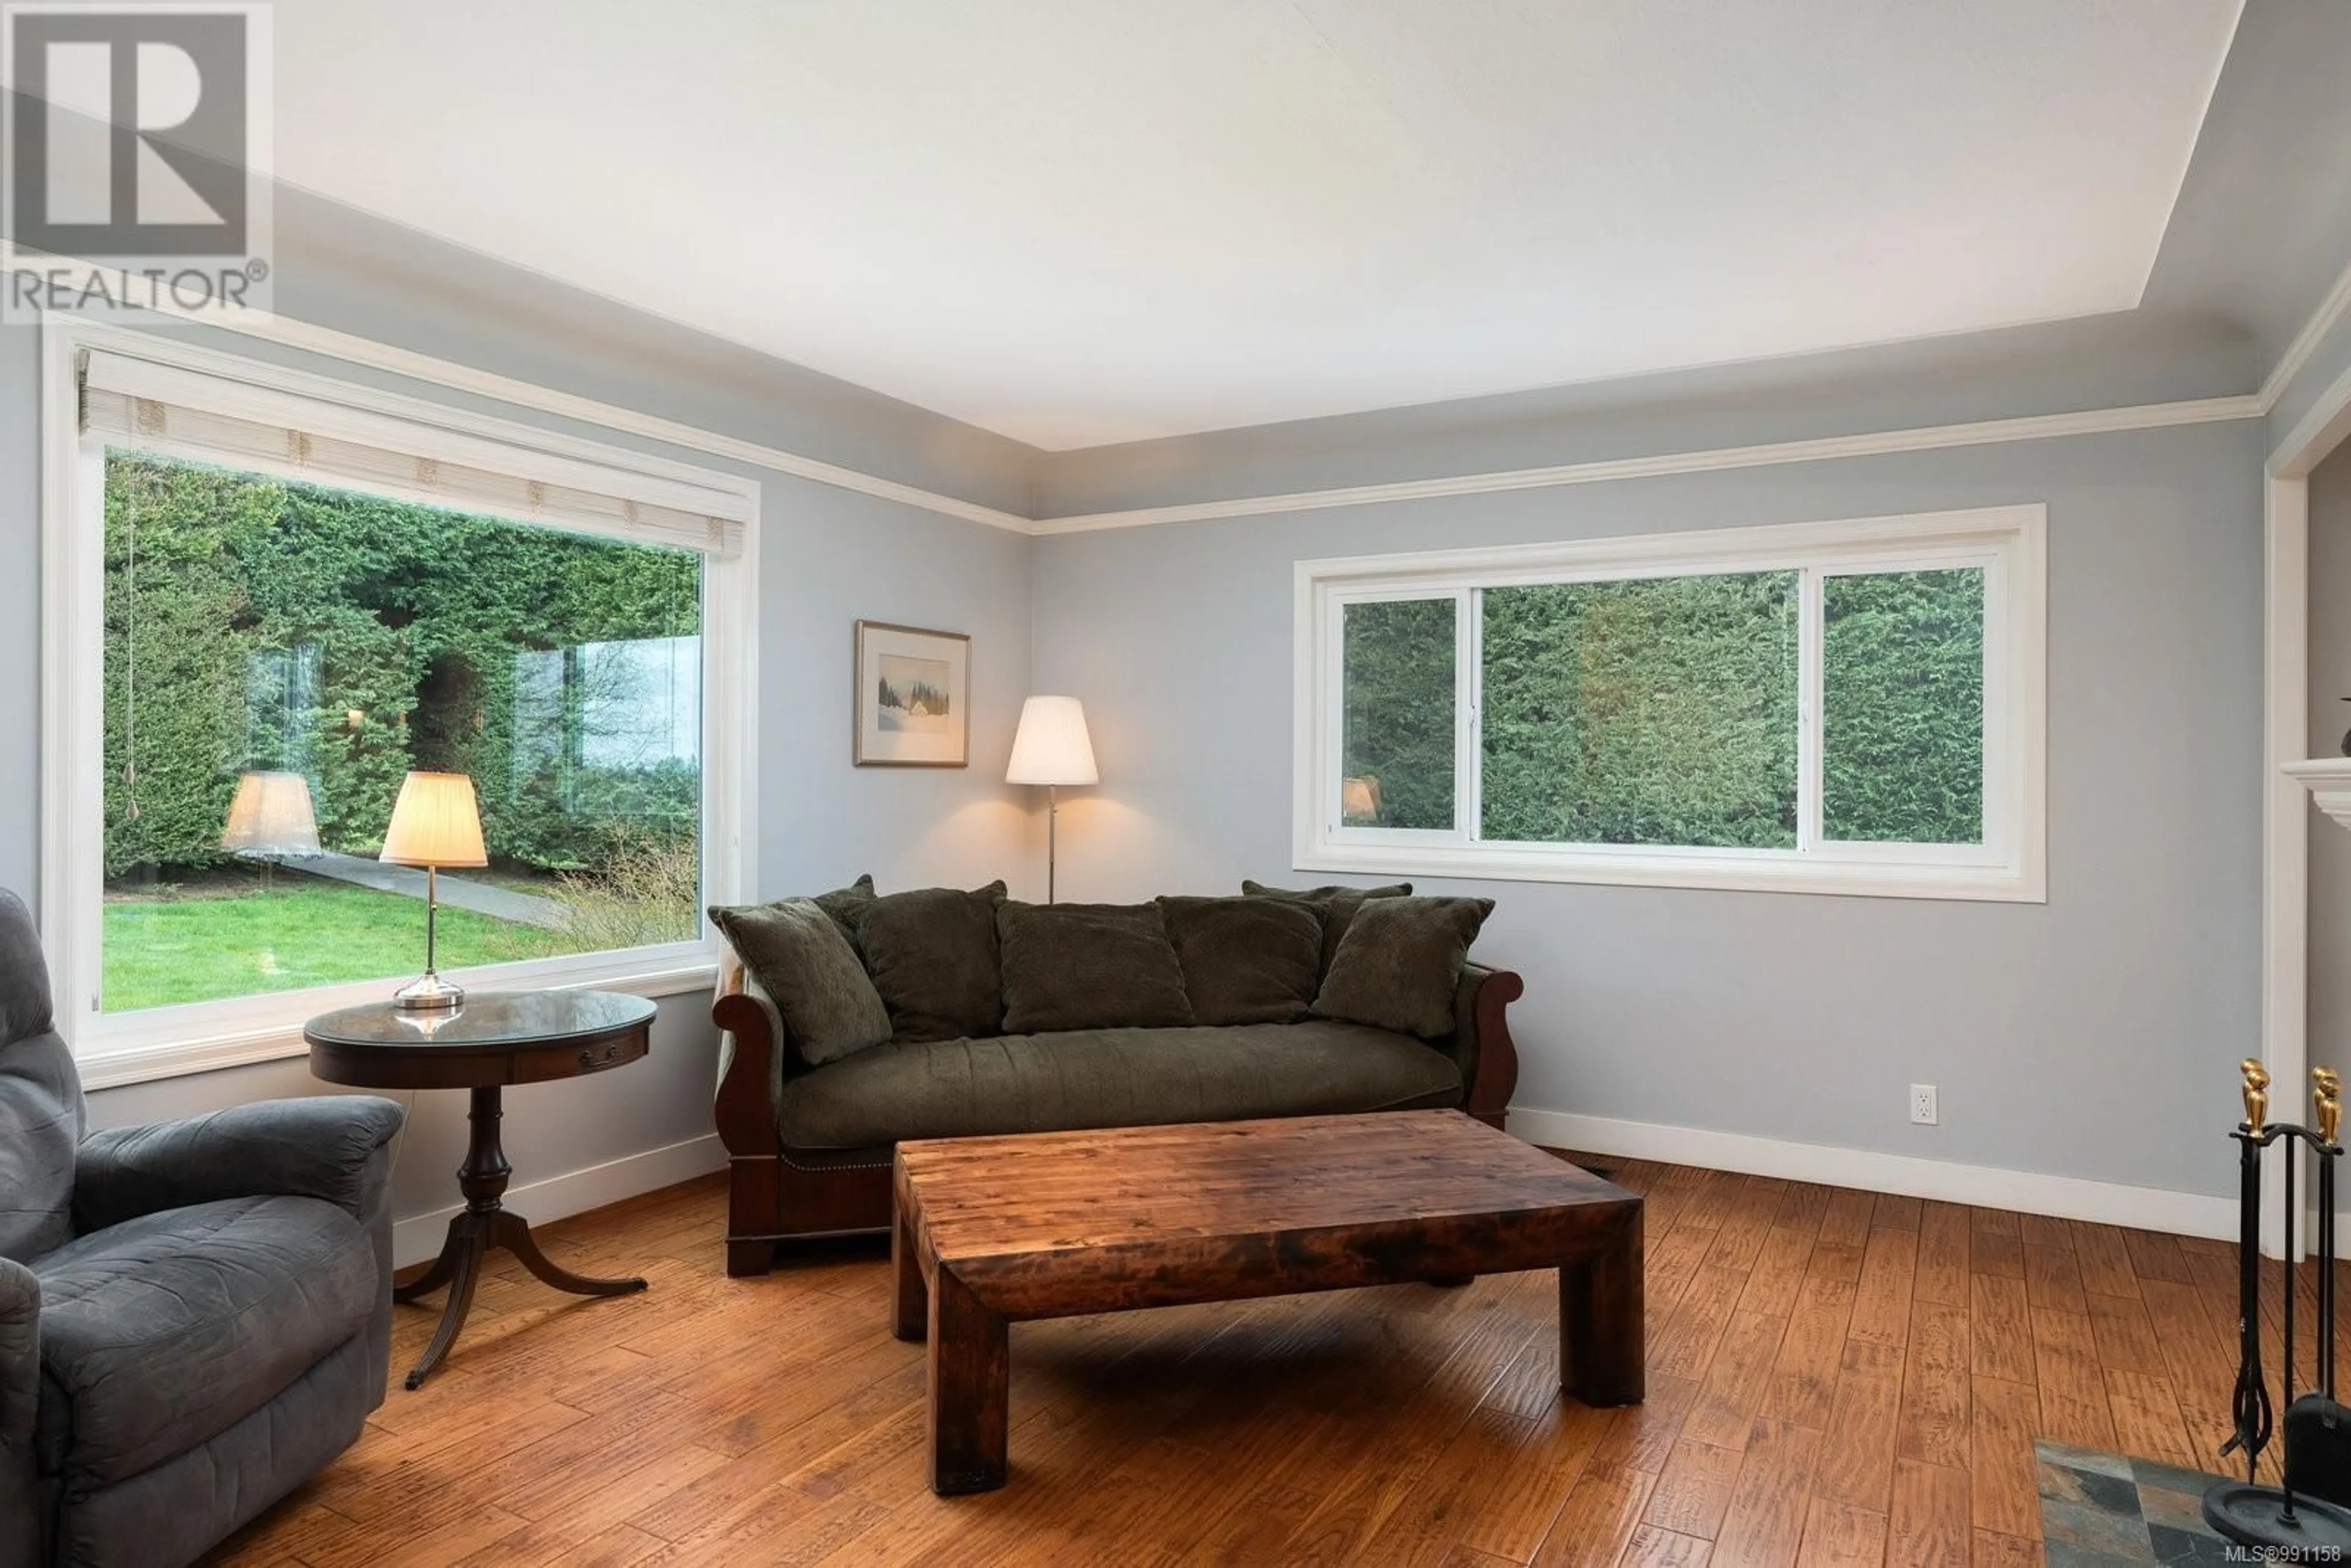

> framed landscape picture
[853,620,971,767]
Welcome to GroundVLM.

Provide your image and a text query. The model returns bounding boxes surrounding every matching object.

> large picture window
[102,451,705,1012]
[1294,507,2044,899]
[44,328,758,1081]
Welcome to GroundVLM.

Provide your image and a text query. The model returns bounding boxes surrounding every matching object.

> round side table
[305,989,658,1389]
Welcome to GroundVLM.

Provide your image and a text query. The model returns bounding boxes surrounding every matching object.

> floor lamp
[1006,696,1097,904]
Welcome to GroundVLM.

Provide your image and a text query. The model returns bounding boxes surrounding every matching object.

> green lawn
[103,880,555,1013]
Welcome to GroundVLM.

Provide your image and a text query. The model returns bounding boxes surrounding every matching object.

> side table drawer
[509,1032,647,1084]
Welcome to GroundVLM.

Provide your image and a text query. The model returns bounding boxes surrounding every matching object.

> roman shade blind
[79,349,749,557]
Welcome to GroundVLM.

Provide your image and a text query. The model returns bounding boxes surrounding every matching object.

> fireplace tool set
[2205,1059,2351,1552]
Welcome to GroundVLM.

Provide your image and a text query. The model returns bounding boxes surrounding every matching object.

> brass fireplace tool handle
[2243,1058,2270,1133]
[2317,1065,2341,1147]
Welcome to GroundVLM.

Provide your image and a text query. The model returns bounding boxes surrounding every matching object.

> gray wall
[1030,419,2265,1198]
[0,209,1038,1262]
[1034,311,2257,520]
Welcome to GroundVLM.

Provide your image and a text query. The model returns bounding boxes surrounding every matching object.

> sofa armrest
[0,1258,33,1453]
[0,1255,35,1558]
[1449,963,1524,1130]
[713,947,785,1158]
[71,1095,405,1233]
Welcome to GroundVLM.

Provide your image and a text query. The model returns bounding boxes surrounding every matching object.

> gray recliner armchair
[0,891,404,1567]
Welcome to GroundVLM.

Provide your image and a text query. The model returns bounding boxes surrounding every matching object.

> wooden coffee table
[890,1109,1644,1495]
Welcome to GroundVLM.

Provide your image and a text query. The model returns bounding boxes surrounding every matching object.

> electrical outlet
[1910,1084,1939,1126]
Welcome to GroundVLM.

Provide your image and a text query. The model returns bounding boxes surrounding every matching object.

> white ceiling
[273,1,2244,451]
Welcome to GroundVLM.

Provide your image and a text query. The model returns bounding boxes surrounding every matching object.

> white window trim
[39,318,762,1088]
[1292,505,2047,902]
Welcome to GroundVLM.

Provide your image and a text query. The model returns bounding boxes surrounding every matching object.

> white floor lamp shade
[1006,696,1098,787]
[1007,697,1097,902]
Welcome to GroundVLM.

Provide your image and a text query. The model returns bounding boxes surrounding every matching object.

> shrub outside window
[101,451,705,1013]
[1294,506,2044,901]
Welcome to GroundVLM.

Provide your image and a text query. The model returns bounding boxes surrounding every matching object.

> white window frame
[1293,504,2046,902]
[39,318,762,1087]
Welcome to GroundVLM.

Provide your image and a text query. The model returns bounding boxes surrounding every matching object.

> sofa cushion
[857,882,1007,1044]
[777,1021,1463,1149]
[1314,895,1496,1038]
[708,897,892,1065]
[1157,895,1322,1026]
[1240,880,1412,977]
[997,901,1193,1033]
[32,1195,377,1487]
[811,874,879,940]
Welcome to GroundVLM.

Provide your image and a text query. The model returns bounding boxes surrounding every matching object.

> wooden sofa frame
[711,953,1523,1277]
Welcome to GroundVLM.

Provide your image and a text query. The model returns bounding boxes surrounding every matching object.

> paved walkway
[287,852,571,929]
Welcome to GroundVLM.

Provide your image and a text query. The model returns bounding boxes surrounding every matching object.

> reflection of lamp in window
[380,771,487,1011]
[1341,775,1382,825]
[220,771,321,891]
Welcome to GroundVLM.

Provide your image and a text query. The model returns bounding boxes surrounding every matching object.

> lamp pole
[1005,696,1094,908]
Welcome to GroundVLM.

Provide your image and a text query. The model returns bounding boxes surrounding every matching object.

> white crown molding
[1509,1106,2237,1240]
[2259,251,2351,416]
[1,242,1036,535]
[15,238,2324,540]
[1031,395,2263,535]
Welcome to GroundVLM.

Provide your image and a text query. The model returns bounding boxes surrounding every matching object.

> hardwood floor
[203,1152,2327,1567]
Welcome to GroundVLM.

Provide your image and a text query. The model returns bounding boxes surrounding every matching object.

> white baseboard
[391,1132,727,1268]
[1510,1107,2238,1241]
[383,1114,2244,1267]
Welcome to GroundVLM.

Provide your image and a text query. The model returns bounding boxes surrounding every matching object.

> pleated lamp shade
[221,771,321,857]
[379,771,488,868]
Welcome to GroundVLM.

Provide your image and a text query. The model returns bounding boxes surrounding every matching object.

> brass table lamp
[380,771,488,1010]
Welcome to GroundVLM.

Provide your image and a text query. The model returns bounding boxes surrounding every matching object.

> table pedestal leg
[393,1084,648,1389]
[926,1264,1009,1495]
[1560,1208,1645,1408]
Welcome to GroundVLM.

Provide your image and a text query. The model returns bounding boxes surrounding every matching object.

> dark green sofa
[710,909,1522,1277]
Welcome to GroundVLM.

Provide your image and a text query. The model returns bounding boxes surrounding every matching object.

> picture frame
[853,620,971,767]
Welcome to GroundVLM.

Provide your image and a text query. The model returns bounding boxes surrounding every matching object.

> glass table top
[303,990,658,1049]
